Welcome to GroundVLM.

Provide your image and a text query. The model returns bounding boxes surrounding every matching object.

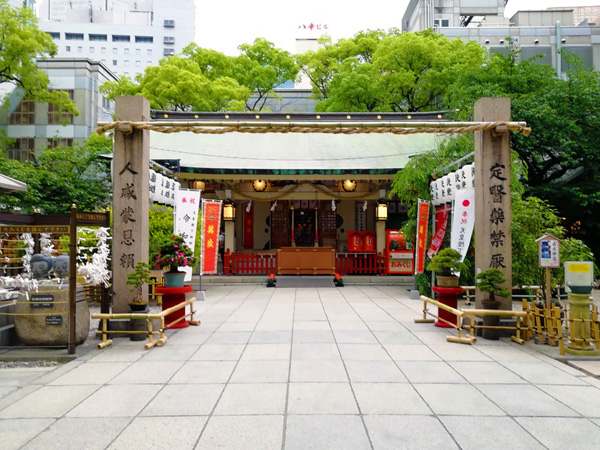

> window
[434,19,449,28]
[164,19,175,27]
[135,60,140,67]
[113,60,118,66]
[101,47,106,53]
[124,60,129,66]
[48,138,73,149]
[47,32,60,39]
[7,139,35,162]
[163,48,175,56]
[89,47,95,53]
[89,34,107,41]
[124,48,129,55]
[48,90,74,125]
[9,98,35,125]
[65,33,84,40]
[147,60,152,66]
[136,49,141,55]
[135,36,153,43]
[66,46,71,52]
[147,49,152,56]
[113,48,118,54]
[77,46,83,52]
[164,36,175,44]
[112,35,131,42]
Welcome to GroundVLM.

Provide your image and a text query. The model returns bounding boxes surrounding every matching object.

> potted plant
[152,234,198,287]
[427,248,467,287]
[126,261,152,311]
[475,268,511,340]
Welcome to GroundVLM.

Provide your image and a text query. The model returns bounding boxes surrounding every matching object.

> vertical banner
[450,189,475,262]
[174,189,201,281]
[243,202,254,249]
[427,206,449,259]
[414,199,431,274]
[201,199,222,275]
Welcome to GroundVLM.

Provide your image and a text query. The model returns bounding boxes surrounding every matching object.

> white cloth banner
[174,188,201,281]
[450,189,475,262]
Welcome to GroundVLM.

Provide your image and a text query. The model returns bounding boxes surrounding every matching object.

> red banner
[201,200,222,274]
[414,200,430,274]
[427,206,449,259]
[243,202,254,249]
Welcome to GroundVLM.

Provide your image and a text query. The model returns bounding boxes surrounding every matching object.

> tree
[0,134,112,213]
[297,29,487,112]
[234,38,299,111]
[447,42,600,262]
[101,39,298,112]
[100,56,248,112]
[0,0,77,115]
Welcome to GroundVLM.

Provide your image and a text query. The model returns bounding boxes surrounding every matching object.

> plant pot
[481,298,501,340]
[128,302,148,312]
[437,275,459,288]
[164,271,185,288]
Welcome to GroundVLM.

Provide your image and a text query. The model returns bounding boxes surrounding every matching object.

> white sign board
[564,261,594,291]
[537,235,560,268]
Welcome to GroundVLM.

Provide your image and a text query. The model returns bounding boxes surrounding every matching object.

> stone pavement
[2,285,600,449]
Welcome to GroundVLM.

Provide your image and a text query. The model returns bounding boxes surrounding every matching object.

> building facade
[402,1,600,74]
[0,58,118,161]
[37,0,195,77]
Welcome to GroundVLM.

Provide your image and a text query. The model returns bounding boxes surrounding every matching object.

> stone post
[112,96,150,312]
[474,98,512,309]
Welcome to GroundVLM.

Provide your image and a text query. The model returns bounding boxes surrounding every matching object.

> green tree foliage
[0,134,112,213]
[100,56,248,111]
[447,43,600,262]
[234,38,300,111]
[297,29,487,112]
[0,0,77,115]
[101,38,298,112]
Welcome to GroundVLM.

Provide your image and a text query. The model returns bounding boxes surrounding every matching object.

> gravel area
[0,360,61,369]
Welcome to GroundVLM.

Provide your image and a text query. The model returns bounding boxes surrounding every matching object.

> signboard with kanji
[536,234,560,268]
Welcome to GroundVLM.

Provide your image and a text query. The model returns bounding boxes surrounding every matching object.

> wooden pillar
[113,96,150,312]
[376,220,386,254]
[474,98,512,309]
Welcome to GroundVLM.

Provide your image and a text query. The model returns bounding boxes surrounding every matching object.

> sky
[194,0,600,55]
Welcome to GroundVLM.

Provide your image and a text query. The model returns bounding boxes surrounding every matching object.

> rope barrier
[96,120,531,136]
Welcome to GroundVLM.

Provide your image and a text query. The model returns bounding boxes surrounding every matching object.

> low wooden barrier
[224,250,277,275]
[335,252,385,275]
[415,295,530,345]
[92,297,198,350]
[461,285,542,305]
[415,295,473,344]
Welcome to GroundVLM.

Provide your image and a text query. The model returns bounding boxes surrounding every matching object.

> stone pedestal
[566,292,599,355]
[14,283,89,346]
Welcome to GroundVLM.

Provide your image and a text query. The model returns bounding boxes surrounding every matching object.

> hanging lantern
[376,199,388,221]
[190,180,205,191]
[223,200,236,221]
[342,180,357,192]
[149,169,157,203]
[252,180,268,192]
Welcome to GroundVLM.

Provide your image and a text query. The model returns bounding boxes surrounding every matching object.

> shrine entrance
[271,200,337,249]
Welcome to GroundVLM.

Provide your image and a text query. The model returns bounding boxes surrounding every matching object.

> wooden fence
[223,250,386,276]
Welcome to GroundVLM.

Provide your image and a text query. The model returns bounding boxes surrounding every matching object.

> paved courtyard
[2,284,600,449]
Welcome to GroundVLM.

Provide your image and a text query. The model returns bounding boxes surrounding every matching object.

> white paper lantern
[462,164,475,190]
[434,178,444,205]
[454,170,463,191]
[440,174,453,203]
[429,181,437,204]
[155,173,164,204]
[149,169,157,203]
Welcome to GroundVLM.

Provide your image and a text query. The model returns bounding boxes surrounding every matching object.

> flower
[153,234,198,271]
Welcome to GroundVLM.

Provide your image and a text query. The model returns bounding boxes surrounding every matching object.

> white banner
[174,188,201,281]
[450,189,475,262]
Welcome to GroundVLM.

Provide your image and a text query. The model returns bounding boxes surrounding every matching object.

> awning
[0,174,27,193]
[149,131,443,173]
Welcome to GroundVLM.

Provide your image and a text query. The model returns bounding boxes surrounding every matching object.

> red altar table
[156,285,193,329]
[432,286,463,328]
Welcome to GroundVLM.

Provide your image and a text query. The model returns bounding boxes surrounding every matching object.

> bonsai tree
[126,261,152,305]
[427,248,467,277]
[475,268,510,303]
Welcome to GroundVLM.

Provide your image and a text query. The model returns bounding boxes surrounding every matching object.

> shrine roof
[148,111,447,175]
